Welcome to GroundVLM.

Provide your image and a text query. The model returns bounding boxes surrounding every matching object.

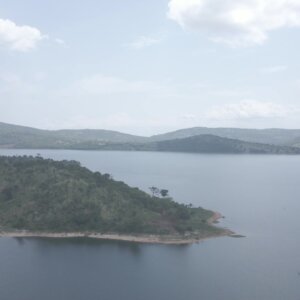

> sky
[1,0,300,136]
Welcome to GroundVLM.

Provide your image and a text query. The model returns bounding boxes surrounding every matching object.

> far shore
[0,212,233,245]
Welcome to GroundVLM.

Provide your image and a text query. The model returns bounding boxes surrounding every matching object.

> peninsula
[0,156,231,244]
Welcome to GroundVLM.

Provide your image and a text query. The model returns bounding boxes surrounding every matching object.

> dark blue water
[1,150,300,300]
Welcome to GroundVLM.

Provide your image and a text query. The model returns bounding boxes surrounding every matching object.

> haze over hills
[145,135,300,154]
[1,121,300,154]
[150,127,300,146]
[0,122,146,149]
[92,135,300,154]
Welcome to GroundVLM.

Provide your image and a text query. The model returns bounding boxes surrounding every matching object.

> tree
[149,186,160,197]
[160,189,169,198]
[103,173,113,180]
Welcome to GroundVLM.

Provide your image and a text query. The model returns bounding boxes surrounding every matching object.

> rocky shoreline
[0,212,233,245]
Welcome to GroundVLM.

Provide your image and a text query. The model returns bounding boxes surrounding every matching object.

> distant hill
[146,134,300,154]
[54,129,147,144]
[287,136,300,148]
[150,127,300,146]
[1,122,300,154]
[95,134,300,154]
[0,156,224,240]
[0,122,147,149]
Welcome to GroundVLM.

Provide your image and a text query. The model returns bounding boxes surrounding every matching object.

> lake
[0,149,300,300]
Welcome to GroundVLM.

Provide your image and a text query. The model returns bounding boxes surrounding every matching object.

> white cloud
[78,74,164,95]
[0,18,45,52]
[168,0,300,47]
[0,73,40,95]
[205,100,294,120]
[128,36,161,49]
[208,88,247,97]
[182,113,197,120]
[260,65,288,73]
[52,113,136,130]
[54,38,66,46]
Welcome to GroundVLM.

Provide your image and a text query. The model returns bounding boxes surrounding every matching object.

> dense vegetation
[0,156,222,237]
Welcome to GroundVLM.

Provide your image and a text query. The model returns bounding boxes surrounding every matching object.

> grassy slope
[0,156,223,238]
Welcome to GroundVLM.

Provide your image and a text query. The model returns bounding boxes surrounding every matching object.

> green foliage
[160,189,169,197]
[0,156,220,236]
[149,186,160,197]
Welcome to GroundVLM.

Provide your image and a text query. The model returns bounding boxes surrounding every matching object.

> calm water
[1,149,300,300]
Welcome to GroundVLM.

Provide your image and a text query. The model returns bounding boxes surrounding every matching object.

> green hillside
[0,156,223,238]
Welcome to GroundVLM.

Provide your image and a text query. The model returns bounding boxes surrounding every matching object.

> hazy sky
[1,0,300,135]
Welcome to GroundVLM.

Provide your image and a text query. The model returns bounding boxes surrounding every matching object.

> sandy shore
[0,212,232,245]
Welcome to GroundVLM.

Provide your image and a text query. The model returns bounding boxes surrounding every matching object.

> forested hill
[0,156,223,237]
[148,135,300,154]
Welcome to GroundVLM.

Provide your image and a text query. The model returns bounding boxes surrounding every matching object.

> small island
[0,156,232,244]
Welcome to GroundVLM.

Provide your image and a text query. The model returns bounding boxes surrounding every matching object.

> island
[0,155,232,244]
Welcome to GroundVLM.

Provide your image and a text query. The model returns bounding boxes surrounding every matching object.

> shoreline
[207,211,223,224]
[0,212,233,245]
[0,231,231,245]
